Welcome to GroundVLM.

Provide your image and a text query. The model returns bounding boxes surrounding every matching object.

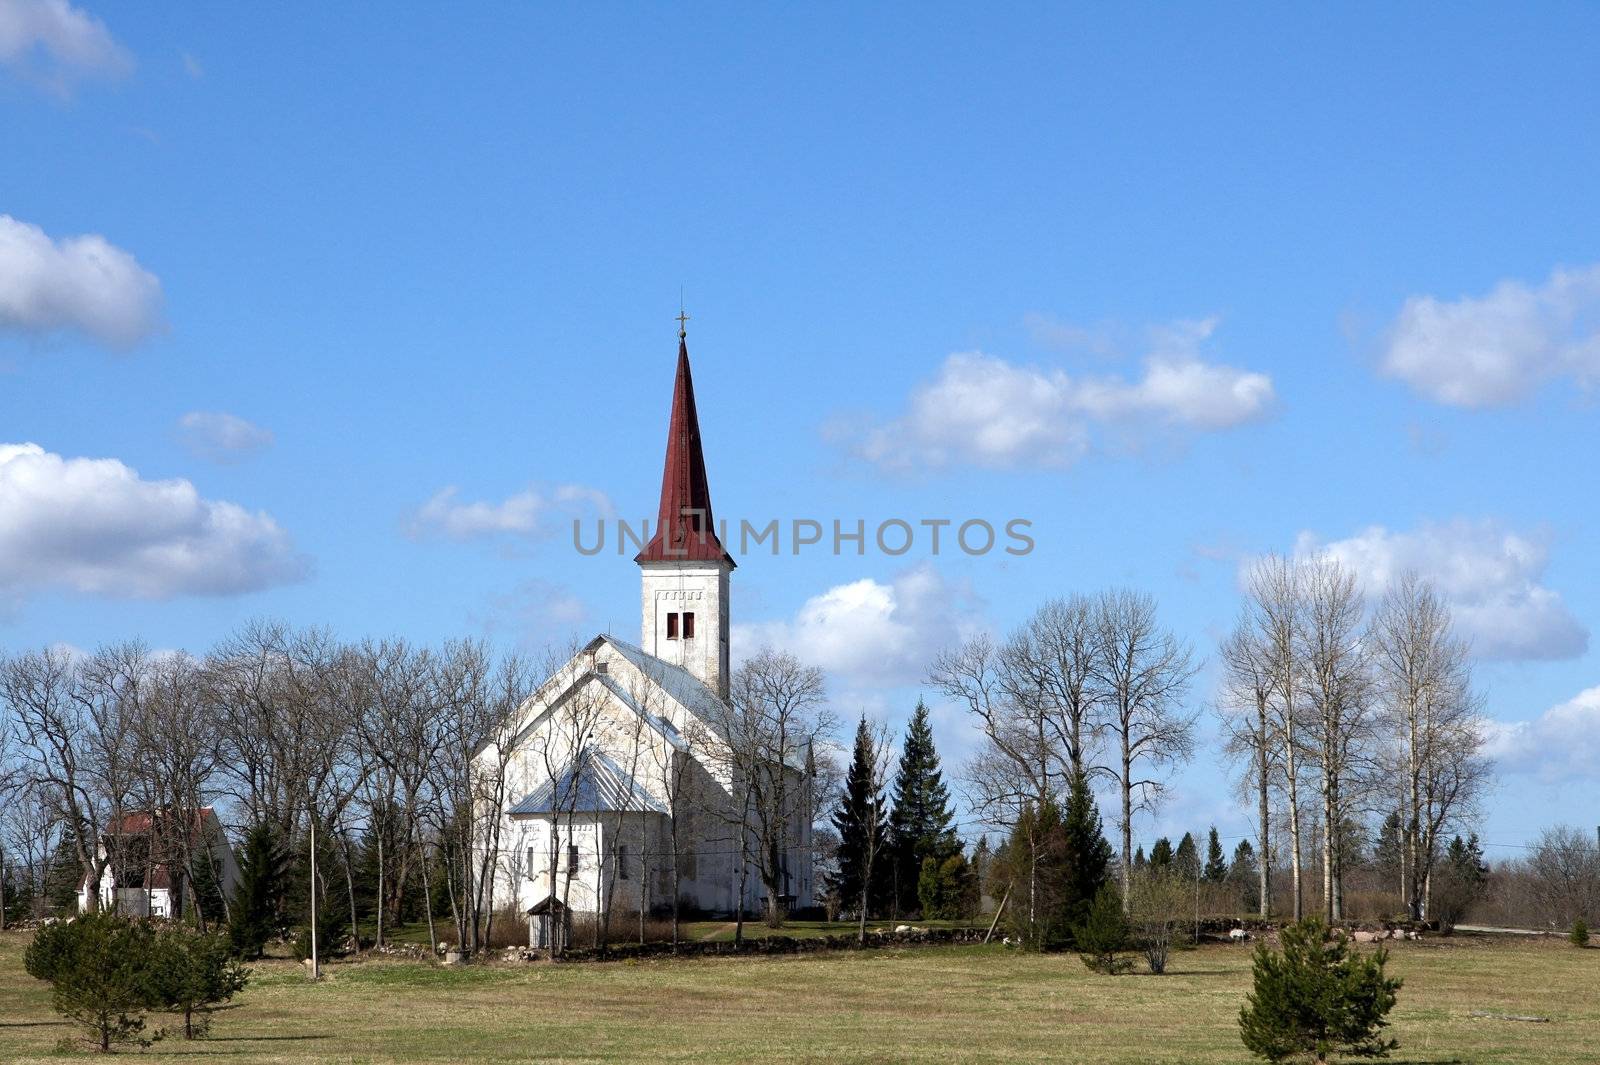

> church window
[682,612,695,638]
[526,847,535,875]
[567,843,580,871]
[666,612,679,639]
[618,844,630,879]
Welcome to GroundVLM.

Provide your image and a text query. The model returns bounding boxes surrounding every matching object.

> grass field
[0,928,1594,1063]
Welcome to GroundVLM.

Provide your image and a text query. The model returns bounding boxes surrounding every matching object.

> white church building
[474,327,815,933]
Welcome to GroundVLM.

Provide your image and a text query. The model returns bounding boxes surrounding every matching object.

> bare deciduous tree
[1370,572,1491,920]
[708,648,832,927]
[1298,556,1378,922]
[1091,589,1198,910]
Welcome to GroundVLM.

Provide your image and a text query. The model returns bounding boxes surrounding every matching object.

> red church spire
[635,322,735,567]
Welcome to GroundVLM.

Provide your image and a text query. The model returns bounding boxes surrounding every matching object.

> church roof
[634,335,735,567]
[508,747,668,817]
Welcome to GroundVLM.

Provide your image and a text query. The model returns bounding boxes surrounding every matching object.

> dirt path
[697,921,736,942]
[1454,924,1556,936]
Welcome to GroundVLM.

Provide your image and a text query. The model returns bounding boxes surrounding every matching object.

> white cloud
[1291,519,1587,661]
[0,0,131,95]
[408,484,612,541]
[854,318,1274,471]
[177,411,274,464]
[0,214,163,348]
[1381,264,1600,407]
[0,442,307,599]
[1482,686,1600,783]
[734,564,982,686]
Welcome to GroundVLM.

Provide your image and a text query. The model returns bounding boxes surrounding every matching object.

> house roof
[508,747,668,817]
[103,808,217,839]
[634,335,735,568]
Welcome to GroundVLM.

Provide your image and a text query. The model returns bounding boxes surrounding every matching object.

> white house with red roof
[79,807,241,919]
[474,329,815,938]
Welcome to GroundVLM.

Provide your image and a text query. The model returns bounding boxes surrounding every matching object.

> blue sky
[3,3,1597,856]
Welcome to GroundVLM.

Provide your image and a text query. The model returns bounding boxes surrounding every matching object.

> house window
[682,612,695,639]
[618,844,630,880]
[666,612,679,640]
[567,843,580,871]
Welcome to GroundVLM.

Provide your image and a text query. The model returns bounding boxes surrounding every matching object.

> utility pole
[308,800,320,982]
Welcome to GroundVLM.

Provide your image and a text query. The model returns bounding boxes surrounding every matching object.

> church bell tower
[635,318,735,700]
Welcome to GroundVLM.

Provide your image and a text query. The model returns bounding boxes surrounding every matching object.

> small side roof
[508,748,668,817]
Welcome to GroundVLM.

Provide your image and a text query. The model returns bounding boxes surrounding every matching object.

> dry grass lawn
[0,928,1595,1063]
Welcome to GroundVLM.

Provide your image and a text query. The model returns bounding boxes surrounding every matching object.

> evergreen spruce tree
[1060,770,1114,936]
[1174,832,1200,880]
[46,829,85,913]
[828,716,889,919]
[1373,811,1404,891]
[887,701,958,915]
[1231,840,1261,911]
[917,851,978,920]
[971,835,992,904]
[229,824,285,960]
[1433,833,1489,928]
[1000,801,1071,950]
[1150,837,1173,869]
[1239,918,1402,1063]
[1204,827,1229,883]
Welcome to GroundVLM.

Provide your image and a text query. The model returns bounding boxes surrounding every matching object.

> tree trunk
[1256,714,1271,917]
[417,843,439,956]
[375,830,385,949]
[1120,747,1133,913]
[1283,731,1304,922]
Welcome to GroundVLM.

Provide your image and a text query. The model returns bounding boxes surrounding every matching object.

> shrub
[1239,918,1402,1063]
[1572,919,1589,947]
[147,926,249,1039]
[1074,884,1131,975]
[1127,868,1189,974]
[25,913,161,1053]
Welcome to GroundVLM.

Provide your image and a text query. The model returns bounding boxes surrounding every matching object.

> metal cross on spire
[676,307,690,339]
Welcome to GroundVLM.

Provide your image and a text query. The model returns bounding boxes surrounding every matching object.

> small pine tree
[230,824,285,960]
[828,716,889,919]
[1074,883,1130,974]
[887,701,959,916]
[1133,845,1147,869]
[26,912,160,1052]
[1204,827,1229,883]
[1239,918,1402,1063]
[147,926,250,1039]
[1572,919,1589,948]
